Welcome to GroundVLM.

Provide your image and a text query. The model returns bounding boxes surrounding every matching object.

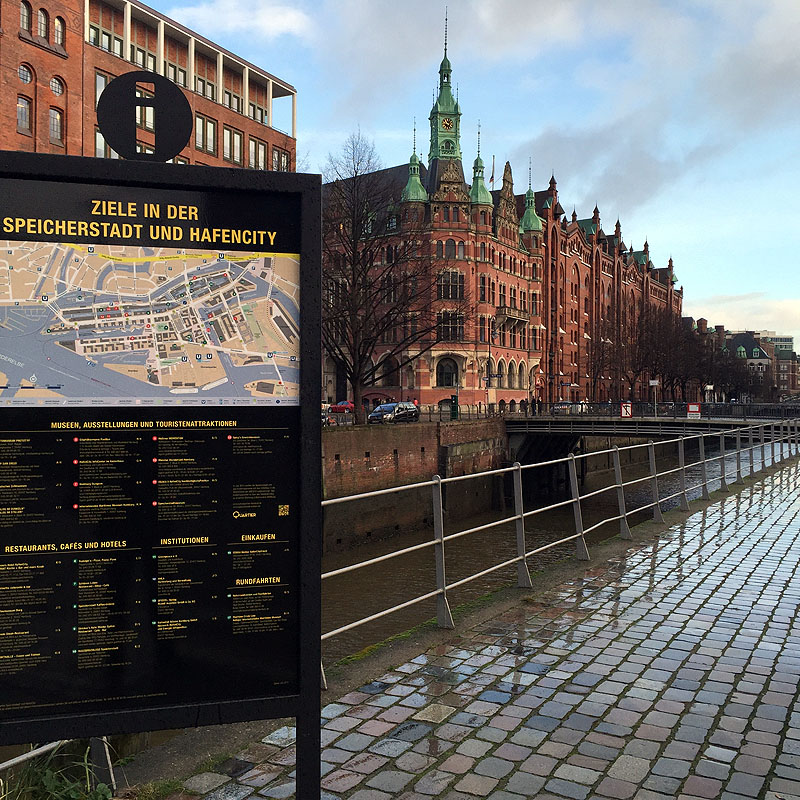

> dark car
[368,402,420,424]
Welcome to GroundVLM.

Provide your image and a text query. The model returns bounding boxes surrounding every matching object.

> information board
[620,402,633,418]
[0,152,321,755]
[688,403,701,419]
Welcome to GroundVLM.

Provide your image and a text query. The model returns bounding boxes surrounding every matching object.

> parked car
[368,402,420,424]
[329,400,354,413]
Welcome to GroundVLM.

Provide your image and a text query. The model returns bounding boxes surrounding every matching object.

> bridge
[502,404,799,463]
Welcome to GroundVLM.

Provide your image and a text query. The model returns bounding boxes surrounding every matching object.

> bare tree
[322,131,468,423]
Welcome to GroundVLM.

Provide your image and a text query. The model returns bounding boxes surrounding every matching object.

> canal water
[321,441,765,666]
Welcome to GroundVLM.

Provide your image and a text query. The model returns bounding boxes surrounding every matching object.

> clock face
[442,118,453,131]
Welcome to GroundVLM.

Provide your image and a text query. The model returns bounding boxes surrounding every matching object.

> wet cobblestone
[183,462,800,798]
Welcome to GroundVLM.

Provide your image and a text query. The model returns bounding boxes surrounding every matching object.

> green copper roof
[577,218,597,237]
[520,188,543,232]
[469,154,492,205]
[401,152,428,203]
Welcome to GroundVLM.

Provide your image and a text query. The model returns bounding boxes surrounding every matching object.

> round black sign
[96,71,193,162]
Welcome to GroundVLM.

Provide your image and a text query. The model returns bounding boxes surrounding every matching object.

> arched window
[20,1,32,31]
[18,64,33,84]
[584,297,589,314]
[480,242,486,260]
[453,207,459,222]
[445,239,456,259]
[435,241,443,259]
[50,76,64,96]
[497,360,506,389]
[436,358,458,387]
[48,107,63,143]
[457,241,465,259]
[17,96,32,132]
[480,210,486,225]
[508,362,516,389]
[54,16,65,46]
[37,8,48,39]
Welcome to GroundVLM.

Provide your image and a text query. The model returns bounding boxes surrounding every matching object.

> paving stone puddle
[176,463,800,799]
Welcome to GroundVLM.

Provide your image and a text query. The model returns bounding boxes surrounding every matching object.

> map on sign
[0,242,300,405]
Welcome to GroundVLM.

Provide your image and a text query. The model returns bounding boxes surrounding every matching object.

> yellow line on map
[70,248,300,264]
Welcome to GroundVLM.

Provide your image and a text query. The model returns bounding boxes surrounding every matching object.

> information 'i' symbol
[96,71,192,162]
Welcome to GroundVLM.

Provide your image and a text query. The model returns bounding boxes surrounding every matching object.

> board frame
[0,150,321,794]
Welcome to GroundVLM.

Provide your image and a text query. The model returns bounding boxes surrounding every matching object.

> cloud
[682,294,800,343]
[165,0,314,41]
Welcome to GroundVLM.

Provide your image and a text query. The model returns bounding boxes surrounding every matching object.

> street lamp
[485,317,498,411]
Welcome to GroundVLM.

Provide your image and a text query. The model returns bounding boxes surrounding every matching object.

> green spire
[428,10,462,163]
[469,124,491,205]
[402,151,428,203]
[520,161,543,233]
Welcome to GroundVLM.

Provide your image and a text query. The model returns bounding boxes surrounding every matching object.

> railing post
[677,437,690,511]
[760,425,766,472]
[735,429,743,483]
[718,432,729,492]
[513,462,533,588]
[771,423,776,467]
[567,455,590,560]
[748,427,755,476]
[699,435,711,499]
[432,476,455,629]
[612,446,632,539]
[648,440,664,523]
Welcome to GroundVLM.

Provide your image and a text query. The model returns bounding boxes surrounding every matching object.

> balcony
[495,305,529,324]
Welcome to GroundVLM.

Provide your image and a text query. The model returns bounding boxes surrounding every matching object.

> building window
[272,146,289,171]
[480,242,486,260]
[136,87,154,131]
[20,1,32,32]
[436,241,443,259]
[49,107,63,143]
[479,275,486,302]
[437,313,464,342]
[437,270,464,300]
[223,126,243,164]
[90,25,122,56]
[249,136,267,169]
[18,64,33,84]
[136,142,154,154]
[479,316,486,343]
[95,71,110,107]
[195,114,217,155]
[95,129,118,159]
[436,358,459,387]
[17,96,32,133]
[194,76,216,102]
[223,90,243,114]
[37,8,48,39]
[499,284,506,306]
[50,76,64,96]
[165,63,187,87]
[54,16,65,46]
[249,102,267,124]
[444,239,456,259]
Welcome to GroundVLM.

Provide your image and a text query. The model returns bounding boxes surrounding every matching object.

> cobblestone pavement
[180,462,800,800]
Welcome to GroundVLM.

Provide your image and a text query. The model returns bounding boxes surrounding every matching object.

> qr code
[278,505,289,517]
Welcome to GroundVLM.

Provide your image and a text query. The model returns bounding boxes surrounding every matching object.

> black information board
[0,152,321,797]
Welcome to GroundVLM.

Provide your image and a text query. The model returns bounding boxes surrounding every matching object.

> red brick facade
[2,0,296,168]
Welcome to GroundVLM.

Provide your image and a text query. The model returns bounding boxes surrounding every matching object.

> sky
[157,0,800,346]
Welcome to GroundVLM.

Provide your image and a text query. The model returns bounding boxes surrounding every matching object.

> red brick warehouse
[3,0,296,168]
[323,41,684,410]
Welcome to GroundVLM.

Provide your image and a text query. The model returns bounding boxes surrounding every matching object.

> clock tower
[428,30,462,163]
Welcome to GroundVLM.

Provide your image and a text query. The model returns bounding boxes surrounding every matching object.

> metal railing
[320,418,800,685]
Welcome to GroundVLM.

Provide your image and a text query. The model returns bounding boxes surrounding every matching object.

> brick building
[4,0,296,168]
[323,42,683,408]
